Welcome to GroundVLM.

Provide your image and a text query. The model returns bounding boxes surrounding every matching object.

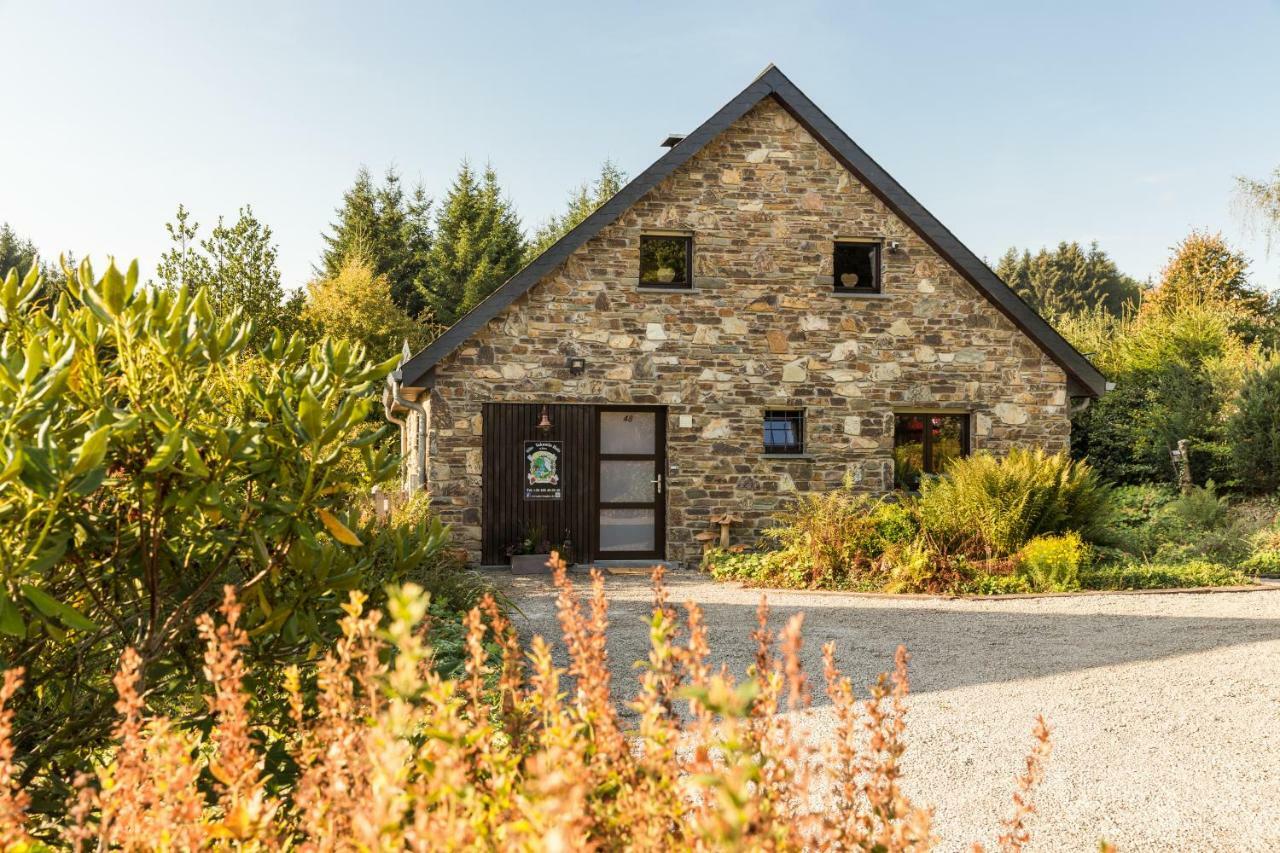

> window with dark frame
[833,241,881,293]
[763,410,805,455]
[893,413,969,490]
[639,235,692,288]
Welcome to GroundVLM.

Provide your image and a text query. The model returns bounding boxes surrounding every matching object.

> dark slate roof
[399,64,1107,397]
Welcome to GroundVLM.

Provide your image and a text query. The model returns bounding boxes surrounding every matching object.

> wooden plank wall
[481,403,597,565]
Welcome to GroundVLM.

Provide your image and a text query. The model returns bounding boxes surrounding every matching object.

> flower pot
[510,553,555,575]
[655,267,676,283]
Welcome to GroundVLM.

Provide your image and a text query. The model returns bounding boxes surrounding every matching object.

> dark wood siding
[481,403,597,565]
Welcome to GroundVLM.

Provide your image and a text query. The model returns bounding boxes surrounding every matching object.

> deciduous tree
[302,253,435,359]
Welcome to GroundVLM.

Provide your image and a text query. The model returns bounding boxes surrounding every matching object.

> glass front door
[595,407,666,559]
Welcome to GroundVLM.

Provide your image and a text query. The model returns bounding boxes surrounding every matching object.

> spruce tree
[995,241,1142,318]
[527,160,626,261]
[427,161,525,326]
[320,167,433,318]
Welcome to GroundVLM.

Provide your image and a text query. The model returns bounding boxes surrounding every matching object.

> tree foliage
[426,162,525,326]
[1062,298,1261,485]
[526,160,626,262]
[1226,359,1280,494]
[995,241,1142,317]
[1142,231,1277,346]
[302,253,435,360]
[0,258,403,795]
[1237,166,1280,248]
[319,167,433,319]
[156,204,302,349]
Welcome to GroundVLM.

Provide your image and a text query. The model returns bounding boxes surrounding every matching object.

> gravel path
[494,569,1280,851]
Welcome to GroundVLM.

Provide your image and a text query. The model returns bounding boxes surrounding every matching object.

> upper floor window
[834,241,881,294]
[893,412,969,490]
[639,234,692,288]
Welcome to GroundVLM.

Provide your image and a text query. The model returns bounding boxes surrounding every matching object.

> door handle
[652,473,663,495]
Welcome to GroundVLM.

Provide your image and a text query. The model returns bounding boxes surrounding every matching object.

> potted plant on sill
[507,524,575,574]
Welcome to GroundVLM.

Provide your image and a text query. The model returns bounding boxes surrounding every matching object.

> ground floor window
[893,412,969,489]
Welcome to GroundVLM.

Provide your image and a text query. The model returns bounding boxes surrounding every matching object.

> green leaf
[144,427,184,474]
[298,388,323,440]
[20,585,98,632]
[71,424,111,477]
[0,593,24,638]
[182,436,210,477]
[317,508,363,547]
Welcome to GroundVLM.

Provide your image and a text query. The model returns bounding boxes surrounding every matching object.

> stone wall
[414,97,1070,563]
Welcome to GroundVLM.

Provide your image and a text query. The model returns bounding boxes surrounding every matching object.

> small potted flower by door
[507,524,574,574]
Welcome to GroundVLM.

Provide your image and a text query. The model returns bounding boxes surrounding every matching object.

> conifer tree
[427,161,525,326]
[320,167,433,318]
[527,160,626,261]
[995,241,1142,318]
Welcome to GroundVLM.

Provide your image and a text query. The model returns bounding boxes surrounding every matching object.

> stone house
[384,65,1106,566]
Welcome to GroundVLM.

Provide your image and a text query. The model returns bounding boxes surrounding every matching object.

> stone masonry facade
[412,98,1070,564]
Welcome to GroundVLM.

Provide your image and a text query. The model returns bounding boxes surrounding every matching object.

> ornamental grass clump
[0,560,1054,850]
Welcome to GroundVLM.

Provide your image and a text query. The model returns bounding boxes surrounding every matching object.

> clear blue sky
[3,0,1278,291]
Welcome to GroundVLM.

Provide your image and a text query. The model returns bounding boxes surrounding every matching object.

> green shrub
[1079,560,1249,590]
[916,448,1113,557]
[0,260,403,795]
[1016,532,1086,592]
[1063,299,1261,486]
[762,487,912,588]
[1227,360,1280,493]
[881,539,972,594]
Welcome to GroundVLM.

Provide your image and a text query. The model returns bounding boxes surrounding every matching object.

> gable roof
[398,65,1107,397]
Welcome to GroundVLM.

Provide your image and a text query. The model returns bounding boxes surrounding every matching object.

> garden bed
[702,450,1280,597]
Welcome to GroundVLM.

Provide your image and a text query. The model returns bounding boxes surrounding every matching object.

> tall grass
[1,560,1052,850]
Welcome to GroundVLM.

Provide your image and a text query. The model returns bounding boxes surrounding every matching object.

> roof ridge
[397,68,1106,397]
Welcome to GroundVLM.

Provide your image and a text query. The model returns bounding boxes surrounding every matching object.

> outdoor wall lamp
[566,356,586,376]
[537,405,554,432]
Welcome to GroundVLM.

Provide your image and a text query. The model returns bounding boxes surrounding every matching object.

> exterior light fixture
[566,356,586,376]
[537,405,553,432]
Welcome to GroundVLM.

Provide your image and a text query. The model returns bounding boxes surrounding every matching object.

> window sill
[762,453,813,461]
[637,284,696,293]
[831,290,892,300]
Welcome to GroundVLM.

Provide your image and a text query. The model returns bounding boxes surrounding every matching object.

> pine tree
[527,160,626,262]
[320,167,433,318]
[995,241,1142,318]
[0,223,39,277]
[427,161,526,326]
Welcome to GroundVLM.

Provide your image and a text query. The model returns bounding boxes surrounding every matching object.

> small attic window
[639,235,692,288]
[834,241,881,294]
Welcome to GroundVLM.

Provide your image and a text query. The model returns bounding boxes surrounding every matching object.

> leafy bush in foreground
[917,449,1113,558]
[0,565,1054,850]
[0,260,402,799]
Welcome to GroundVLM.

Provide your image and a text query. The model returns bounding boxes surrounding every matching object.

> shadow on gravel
[498,572,1280,704]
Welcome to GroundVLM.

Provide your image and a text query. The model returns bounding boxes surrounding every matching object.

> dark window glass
[639,235,692,287]
[893,413,969,489]
[834,242,880,293]
[764,410,805,454]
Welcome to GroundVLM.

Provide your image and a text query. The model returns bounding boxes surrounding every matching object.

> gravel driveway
[495,569,1280,851]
